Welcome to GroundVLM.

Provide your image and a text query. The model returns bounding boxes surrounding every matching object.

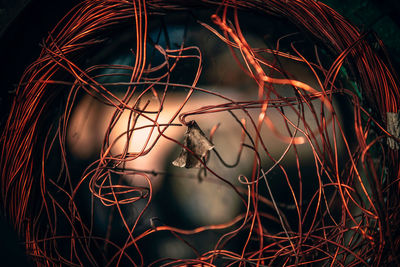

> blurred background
[1,0,400,265]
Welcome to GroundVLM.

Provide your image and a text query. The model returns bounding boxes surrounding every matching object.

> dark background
[0,0,400,265]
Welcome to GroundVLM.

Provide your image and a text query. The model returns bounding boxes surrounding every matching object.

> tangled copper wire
[1,0,400,266]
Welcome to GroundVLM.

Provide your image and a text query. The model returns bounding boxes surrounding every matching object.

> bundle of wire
[1,0,400,266]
